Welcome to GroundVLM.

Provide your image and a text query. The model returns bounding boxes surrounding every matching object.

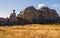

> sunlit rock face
[38,7,50,21]
[0,6,59,25]
[17,6,59,24]
[17,6,40,23]
[23,6,39,22]
[49,9,59,20]
[9,10,18,25]
[10,10,16,19]
[39,7,59,21]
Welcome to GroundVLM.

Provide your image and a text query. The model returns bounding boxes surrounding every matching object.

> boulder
[17,6,59,24]
[39,7,59,23]
[17,6,40,23]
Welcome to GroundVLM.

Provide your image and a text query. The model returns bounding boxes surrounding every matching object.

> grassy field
[0,24,60,38]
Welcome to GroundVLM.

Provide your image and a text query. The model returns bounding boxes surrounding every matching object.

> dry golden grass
[0,24,60,38]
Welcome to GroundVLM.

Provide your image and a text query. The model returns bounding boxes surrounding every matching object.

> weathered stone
[17,6,40,23]
[17,6,59,24]
[9,10,18,25]
[39,6,59,21]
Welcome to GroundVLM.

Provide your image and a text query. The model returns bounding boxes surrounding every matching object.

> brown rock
[18,6,40,23]
[17,6,59,24]
[39,6,59,20]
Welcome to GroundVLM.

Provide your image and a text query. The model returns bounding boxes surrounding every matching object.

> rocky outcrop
[39,7,59,20]
[0,6,60,26]
[9,10,18,25]
[39,6,59,23]
[17,6,59,24]
[17,6,41,23]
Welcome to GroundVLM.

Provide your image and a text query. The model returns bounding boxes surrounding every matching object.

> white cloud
[37,4,46,9]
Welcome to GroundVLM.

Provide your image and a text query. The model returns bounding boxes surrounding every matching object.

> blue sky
[0,0,60,18]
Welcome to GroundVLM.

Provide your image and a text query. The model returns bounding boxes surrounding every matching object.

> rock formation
[39,7,59,20]
[17,6,59,24]
[17,6,41,23]
[9,10,18,25]
[0,6,60,26]
[39,6,59,23]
